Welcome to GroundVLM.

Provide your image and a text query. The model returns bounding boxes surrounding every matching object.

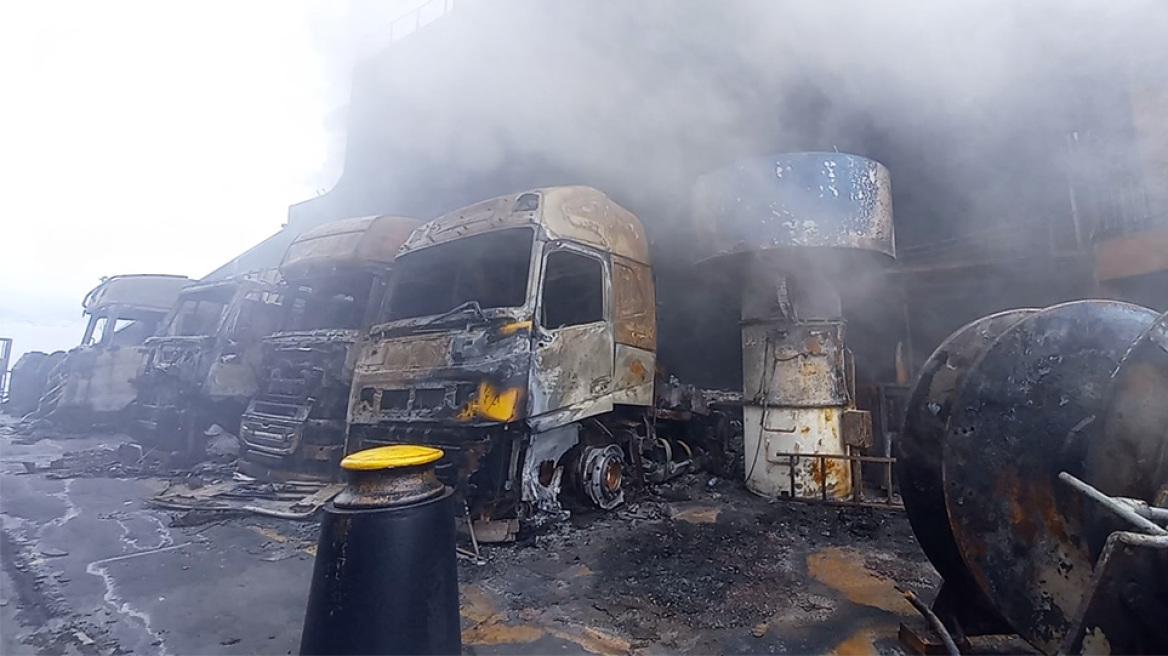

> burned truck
[34,274,193,428]
[134,273,284,454]
[238,215,420,480]
[345,153,896,535]
[346,186,734,536]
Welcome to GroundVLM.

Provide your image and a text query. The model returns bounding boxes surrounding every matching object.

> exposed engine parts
[238,215,420,480]
[643,437,700,485]
[342,186,748,533]
[899,301,1168,655]
[133,274,284,457]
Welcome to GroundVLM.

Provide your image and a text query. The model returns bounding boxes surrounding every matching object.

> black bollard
[300,445,461,656]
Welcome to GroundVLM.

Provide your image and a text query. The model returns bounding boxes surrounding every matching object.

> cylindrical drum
[300,445,460,656]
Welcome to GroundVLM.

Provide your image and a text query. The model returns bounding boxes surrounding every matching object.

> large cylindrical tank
[692,152,895,263]
[898,308,1037,602]
[693,152,894,501]
[900,301,1168,654]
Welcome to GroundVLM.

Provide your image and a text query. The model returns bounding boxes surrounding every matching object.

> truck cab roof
[280,215,421,281]
[402,186,650,265]
[83,274,193,315]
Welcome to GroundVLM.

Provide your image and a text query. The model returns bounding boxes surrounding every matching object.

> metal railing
[772,451,903,509]
[0,338,11,403]
[386,0,458,43]
[356,0,471,57]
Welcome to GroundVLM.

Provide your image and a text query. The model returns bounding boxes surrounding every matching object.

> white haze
[0,0,424,362]
[1,0,1165,363]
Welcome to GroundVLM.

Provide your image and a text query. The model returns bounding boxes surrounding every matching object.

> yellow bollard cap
[340,444,444,471]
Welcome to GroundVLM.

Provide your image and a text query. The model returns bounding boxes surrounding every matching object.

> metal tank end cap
[341,444,444,471]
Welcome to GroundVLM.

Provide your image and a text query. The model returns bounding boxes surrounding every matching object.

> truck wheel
[580,444,625,510]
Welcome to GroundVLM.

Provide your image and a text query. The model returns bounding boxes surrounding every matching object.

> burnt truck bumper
[348,421,519,516]
[239,400,345,480]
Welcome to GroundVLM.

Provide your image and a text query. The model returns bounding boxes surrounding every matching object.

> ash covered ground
[2,416,939,655]
[456,475,938,654]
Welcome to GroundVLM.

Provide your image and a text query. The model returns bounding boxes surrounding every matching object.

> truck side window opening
[86,317,108,346]
[542,250,603,329]
[105,318,149,346]
[168,287,233,336]
[171,301,222,336]
[234,291,284,338]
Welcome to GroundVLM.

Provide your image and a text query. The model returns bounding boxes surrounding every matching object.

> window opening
[387,228,534,321]
[541,250,603,329]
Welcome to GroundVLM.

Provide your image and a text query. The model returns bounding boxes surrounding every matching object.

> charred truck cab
[36,274,192,427]
[348,187,724,536]
[134,274,283,454]
[238,215,420,480]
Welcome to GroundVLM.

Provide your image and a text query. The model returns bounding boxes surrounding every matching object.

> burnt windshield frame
[165,287,234,337]
[383,227,535,322]
[281,270,378,332]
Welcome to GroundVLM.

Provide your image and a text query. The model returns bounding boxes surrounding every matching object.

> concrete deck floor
[1,429,940,655]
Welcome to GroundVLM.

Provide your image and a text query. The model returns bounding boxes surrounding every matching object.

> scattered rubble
[4,419,340,521]
[149,478,343,519]
[203,424,241,460]
[455,473,937,651]
[24,442,180,480]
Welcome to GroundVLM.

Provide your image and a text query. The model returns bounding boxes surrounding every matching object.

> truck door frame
[526,240,615,432]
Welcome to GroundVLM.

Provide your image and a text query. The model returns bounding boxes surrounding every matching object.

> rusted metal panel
[1095,225,1168,281]
[692,152,895,261]
[612,257,656,350]
[401,186,651,265]
[943,300,1158,653]
[745,406,852,499]
[1059,531,1168,655]
[741,322,848,407]
[370,334,454,373]
[1087,311,1168,554]
[542,187,650,265]
[611,344,654,407]
[1130,78,1168,216]
[280,215,420,280]
[840,409,872,449]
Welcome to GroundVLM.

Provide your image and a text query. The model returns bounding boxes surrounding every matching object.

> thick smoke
[300,0,1168,378]
[308,0,1166,254]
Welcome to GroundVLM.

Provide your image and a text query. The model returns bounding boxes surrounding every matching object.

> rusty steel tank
[899,300,1168,654]
[692,152,895,502]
